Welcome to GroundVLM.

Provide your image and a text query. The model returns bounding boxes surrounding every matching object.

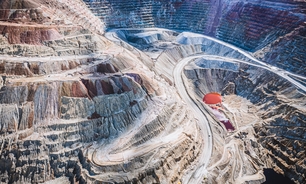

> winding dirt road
[173,56,213,184]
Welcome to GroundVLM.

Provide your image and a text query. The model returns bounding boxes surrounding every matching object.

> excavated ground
[112,28,306,184]
[1,0,305,183]
[0,2,206,183]
[184,62,306,184]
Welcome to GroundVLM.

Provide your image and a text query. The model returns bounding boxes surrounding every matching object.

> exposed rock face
[0,0,305,184]
[0,29,107,57]
[254,24,306,76]
[84,0,306,51]
[85,0,306,81]
[0,26,62,45]
[0,58,186,183]
[0,0,106,58]
[107,28,306,183]
[0,0,104,33]
[0,1,202,183]
[184,63,306,183]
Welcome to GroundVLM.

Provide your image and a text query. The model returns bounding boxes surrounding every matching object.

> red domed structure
[203,92,222,105]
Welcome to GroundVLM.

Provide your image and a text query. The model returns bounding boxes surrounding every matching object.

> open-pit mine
[0,0,305,184]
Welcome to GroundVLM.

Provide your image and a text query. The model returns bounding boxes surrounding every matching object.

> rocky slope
[0,1,203,183]
[184,62,306,183]
[254,24,306,76]
[113,28,306,183]
[84,0,306,51]
[84,0,306,79]
[0,0,306,184]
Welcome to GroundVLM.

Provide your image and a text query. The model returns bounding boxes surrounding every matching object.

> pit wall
[0,0,104,35]
[176,32,258,64]
[184,64,306,183]
[84,0,305,52]
[254,24,306,76]
[80,104,202,184]
[0,0,107,60]
[110,29,264,85]
[0,75,148,183]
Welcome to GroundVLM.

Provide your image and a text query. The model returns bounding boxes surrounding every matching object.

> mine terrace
[0,0,305,184]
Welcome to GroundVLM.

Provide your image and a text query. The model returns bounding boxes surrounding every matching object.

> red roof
[203,92,222,104]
